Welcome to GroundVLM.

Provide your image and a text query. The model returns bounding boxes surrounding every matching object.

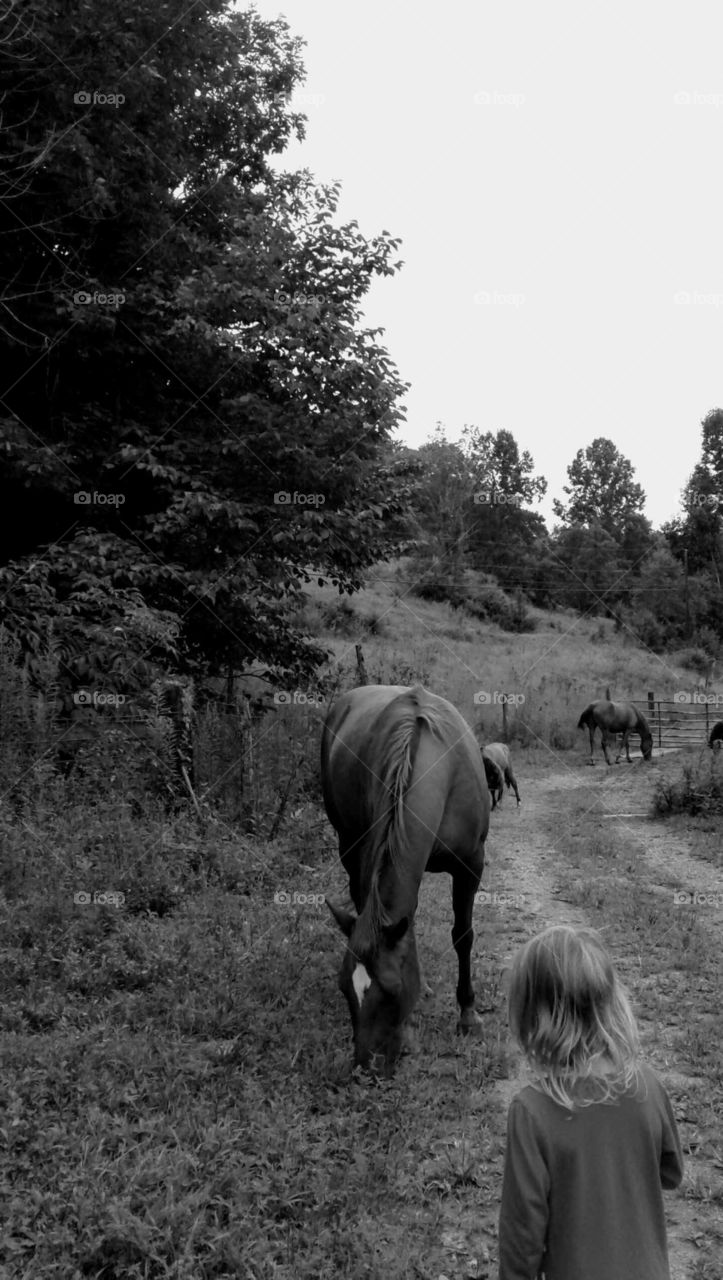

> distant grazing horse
[322,684,490,1074]
[578,699,653,765]
[481,743,521,809]
[710,721,723,749]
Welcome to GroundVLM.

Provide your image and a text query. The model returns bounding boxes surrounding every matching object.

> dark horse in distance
[481,742,521,809]
[322,684,490,1074]
[578,699,653,765]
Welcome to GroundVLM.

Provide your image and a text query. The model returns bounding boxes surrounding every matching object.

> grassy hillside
[294,558,714,753]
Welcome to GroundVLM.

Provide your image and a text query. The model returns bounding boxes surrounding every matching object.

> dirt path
[415,762,722,1280]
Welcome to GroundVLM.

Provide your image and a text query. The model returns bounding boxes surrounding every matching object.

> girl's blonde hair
[508,925,641,1109]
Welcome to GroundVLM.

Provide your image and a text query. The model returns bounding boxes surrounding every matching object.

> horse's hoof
[457,1009,484,1037]
[400,1023,418,1056]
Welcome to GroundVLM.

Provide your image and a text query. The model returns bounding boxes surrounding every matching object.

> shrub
[653,758,723,816]
[410,568,535,632]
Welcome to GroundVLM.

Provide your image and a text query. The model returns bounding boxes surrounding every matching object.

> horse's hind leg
[506,767,521,805]
[451,865,483,1036]
[588,726,596,764]
[601,731,614,765]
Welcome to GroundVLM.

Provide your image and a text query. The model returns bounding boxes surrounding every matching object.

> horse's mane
[634,706,652,738]
[354,686,453,952]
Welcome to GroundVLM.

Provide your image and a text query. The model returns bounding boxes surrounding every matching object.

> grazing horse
[710,721,723,749]
[481,743,521,809]
[577,699,653,765]
[322,684,490,1074]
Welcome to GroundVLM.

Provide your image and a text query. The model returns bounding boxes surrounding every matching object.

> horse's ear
[326,898,356,937]
[383,916,409,948]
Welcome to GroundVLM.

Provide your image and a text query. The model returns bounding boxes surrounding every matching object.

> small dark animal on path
[577,699,653,765]
[710,720,723,749]
[321,683,490,1075]
[481,742,521,809]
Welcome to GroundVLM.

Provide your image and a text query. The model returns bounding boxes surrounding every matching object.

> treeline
[401,417,723,659]
[1,0,721,724]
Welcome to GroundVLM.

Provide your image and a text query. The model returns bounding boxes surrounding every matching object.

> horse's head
[327,901,421,1075]
[641,732,653,761]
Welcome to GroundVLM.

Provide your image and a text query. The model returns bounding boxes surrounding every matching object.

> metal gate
[632,694,722,750]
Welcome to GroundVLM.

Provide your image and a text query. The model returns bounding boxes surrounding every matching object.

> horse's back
[482,742,511,772]
[582,699,637,732]
[322,684,489,869]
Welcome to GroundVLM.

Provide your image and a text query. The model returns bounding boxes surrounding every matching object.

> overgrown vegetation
[653,756,723,816]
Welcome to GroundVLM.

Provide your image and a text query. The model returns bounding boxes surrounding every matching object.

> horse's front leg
[615,730,631,763]
[588,727,596,764]
[601,731,614,765]
[452,866,483,1036]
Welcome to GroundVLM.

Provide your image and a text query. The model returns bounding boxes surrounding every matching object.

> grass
[1,834,515,1277]
[2,564,722,1277]
[295,557,717,754]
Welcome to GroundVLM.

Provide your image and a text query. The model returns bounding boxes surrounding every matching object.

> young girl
[498,925,683,1280]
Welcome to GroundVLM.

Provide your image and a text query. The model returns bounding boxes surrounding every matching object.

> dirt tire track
[479,763,722,1280]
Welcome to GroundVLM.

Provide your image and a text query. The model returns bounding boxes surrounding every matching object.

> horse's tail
[356,687,428,945]
[577,704,595,730]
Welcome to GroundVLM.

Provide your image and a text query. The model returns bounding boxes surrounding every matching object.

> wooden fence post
[647,690,660,748]
[355,644,368,686]
[502,698,509,742]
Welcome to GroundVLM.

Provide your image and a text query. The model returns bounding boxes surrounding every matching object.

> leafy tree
[0,1,408,682]
[406,425,548,603]
[630,544,687,635]
[670,410,723,584]
[553,438,646,540]
[461,427,547,587]
[409,429,474,590]
[550,523,625,614]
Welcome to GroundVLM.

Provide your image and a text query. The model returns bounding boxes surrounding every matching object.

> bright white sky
[250,0,723,530]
